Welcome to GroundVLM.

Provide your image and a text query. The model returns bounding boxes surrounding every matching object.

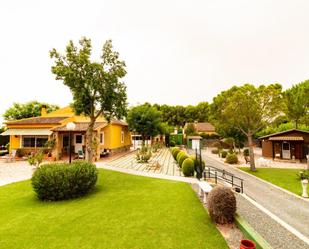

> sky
[1,0,309,125]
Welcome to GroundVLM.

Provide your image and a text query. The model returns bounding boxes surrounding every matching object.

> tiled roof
[187,136,202,139]
[259,129,309,139]
[6,117,68,125]
[111,119,128,126]
[269,136,304,141]
[52,122,107,132]
[194,122,215,132]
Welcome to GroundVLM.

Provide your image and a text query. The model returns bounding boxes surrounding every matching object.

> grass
[0,169,228,249]
[240,167,308,196]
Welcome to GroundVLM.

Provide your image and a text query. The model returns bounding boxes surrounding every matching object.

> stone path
[0,161,34,186]
[201,150,309,249]
[104,148,183,176]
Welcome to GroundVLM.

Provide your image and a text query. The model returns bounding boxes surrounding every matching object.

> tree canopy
[3,101,59,121]
[211,84,283,171]
[284,80,309,128]
[50,37,127,162]
[127,104,162,142]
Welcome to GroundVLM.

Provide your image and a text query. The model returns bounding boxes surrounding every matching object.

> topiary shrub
[176,151,186,162]
[211,149,219,154]
[182,158,195,176]
[172,148,181,159]
[178,153,189,168]
[225,153,238,164]
[31,161,98,201]
[220,150,228,158]
[169,141,176,147]
[207,186,236,224]
[243,148,249,156]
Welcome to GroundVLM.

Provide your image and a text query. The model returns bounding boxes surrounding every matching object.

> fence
[203,165,244,193]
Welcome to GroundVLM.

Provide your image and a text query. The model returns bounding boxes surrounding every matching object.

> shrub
[31,161,98,201]
[169,141,176,147]
[220,151,228,158]
[136,146,152,163]
[177,153,189,168]
[176,151,186,162]
[28,151,44,167]
[172,147,181,159]
[207,186,236,224]
[211,149,219,154]
[243,148,249,156]
[190,155,205,171]
[225,153,238,164]
[182,158,195,177]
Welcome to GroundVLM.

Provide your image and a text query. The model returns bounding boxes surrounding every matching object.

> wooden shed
[259,129,309,161]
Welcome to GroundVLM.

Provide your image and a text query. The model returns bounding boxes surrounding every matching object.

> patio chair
[78,150,85,159]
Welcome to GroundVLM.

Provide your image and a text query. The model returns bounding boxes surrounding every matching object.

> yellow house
[1,106,131,160]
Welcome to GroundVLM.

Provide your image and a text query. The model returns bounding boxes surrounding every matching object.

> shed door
[282,142,290,159]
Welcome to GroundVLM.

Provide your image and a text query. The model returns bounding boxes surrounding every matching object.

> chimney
[41,105,47,116]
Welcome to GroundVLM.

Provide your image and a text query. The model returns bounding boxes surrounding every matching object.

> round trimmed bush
[176,151,186,162]
[32,161,98,201]
[207,186,236,224]
[182,158,195,176]
[225,153,238,164]
[169,141,176,147]
[177,153,189,168]
[243,148,249,156]
[220,150,228,158]
[172,148,181,159]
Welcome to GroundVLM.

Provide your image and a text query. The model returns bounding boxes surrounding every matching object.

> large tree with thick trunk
[50,37,127,162]
[211,84,283,171]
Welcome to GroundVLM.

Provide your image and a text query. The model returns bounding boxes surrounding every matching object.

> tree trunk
[86,118,95,162]
[248,133,256,171]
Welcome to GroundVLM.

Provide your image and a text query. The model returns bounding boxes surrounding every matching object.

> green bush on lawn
[32,161,98,201]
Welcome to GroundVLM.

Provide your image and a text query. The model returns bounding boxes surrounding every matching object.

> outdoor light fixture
[66,122,76,163]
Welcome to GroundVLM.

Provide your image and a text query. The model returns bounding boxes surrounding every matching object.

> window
[23,137,35,147]
[100,132,104,144]
[75,135,82,144]
[22,136,48,148]
[36,137,48,147]
[121,131,124,143]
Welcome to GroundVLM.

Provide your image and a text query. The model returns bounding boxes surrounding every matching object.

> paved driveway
[202,150,309,248]
[0,161,34,186]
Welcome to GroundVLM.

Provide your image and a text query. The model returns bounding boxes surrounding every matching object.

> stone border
[235,214,273,249]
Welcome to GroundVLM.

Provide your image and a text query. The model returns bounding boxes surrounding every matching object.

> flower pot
[301,179,308,198]
[240,239,256,249]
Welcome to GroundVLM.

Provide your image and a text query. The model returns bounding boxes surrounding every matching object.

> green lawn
[240,167,308,196]
[0,169,228,249]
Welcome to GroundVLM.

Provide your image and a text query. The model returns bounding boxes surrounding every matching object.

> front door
[282,142,290,159]
[75,134,83,153]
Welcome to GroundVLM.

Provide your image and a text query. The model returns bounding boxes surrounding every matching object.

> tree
[211,84,283,171]
[284,80,309,128]
[50,37,127,162]
[184,123,197,135]
[3,101,59,121]
[127,104,162,144]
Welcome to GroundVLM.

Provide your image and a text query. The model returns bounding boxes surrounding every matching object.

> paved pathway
[105,148,183,176]
[201,150,309,249]
[0,161,34,186]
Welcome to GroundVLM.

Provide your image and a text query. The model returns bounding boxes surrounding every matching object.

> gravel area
[0,161,34,186]
[236,194,309,249]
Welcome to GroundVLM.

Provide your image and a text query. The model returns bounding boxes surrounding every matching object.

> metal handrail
[203,165,244,193]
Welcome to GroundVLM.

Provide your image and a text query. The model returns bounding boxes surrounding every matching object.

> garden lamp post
[66,122,76,163]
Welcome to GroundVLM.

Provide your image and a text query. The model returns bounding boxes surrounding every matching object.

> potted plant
[297,170,309,198]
